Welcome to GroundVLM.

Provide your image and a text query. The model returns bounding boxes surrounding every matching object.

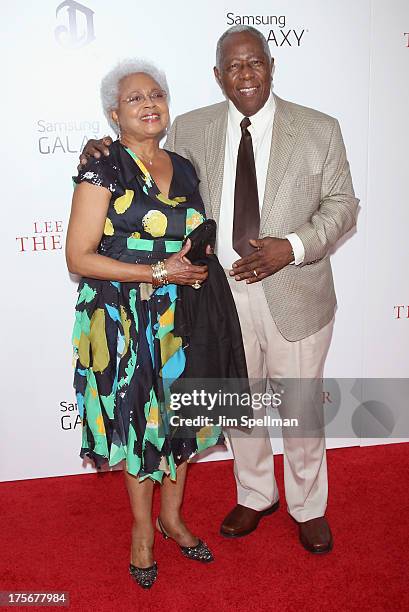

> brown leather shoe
[297,517,333,554]
[220,501,279,538]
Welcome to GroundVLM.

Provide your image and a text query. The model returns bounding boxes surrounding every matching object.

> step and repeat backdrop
[1,0,408,481]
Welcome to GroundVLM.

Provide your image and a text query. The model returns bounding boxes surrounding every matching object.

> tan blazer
[165,94,359,341]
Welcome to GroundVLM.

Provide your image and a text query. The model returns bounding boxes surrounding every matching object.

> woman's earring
[116,122,121,140]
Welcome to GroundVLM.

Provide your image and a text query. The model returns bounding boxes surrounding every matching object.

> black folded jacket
[174,254,249,380]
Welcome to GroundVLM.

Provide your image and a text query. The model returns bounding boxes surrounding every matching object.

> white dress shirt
[216,91,305,269]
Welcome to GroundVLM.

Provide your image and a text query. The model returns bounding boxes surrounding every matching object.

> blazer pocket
[294,173,322,196]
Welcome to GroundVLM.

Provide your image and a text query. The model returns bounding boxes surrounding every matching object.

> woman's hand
[165,239,208,285]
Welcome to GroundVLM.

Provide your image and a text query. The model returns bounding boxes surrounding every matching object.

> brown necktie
[232,117,260,257]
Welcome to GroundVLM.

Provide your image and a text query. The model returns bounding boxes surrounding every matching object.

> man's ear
[111,110,118,125]
[213,66,223,90]
[271,58,275,79]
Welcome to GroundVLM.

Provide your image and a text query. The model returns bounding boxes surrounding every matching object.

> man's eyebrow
[224,53,265,62]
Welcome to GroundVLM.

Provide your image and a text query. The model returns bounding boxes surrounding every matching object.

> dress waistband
[126,237,183,253]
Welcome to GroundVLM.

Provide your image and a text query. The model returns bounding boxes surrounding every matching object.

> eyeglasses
[120,90,168,105]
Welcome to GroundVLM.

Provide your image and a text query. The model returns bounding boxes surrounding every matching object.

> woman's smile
[140,112,161,122]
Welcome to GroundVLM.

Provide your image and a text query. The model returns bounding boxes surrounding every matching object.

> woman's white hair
[100,58,170,134]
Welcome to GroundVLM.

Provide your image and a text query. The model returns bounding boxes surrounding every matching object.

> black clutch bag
[183,219,216,262]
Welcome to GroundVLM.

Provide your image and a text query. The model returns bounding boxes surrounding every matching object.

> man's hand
[78,136,113,169]
[229,237,294,283]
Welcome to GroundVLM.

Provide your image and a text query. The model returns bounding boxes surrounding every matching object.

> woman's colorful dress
[71,140,223,482]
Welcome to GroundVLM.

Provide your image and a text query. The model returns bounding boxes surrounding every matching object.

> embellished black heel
[156,517,214,563]
[129,561,158,589]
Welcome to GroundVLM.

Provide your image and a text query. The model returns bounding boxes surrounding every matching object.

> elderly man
[80,25,358,554]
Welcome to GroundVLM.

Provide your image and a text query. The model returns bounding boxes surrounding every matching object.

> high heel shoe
[156,517,214,563]
[129,561,158,589]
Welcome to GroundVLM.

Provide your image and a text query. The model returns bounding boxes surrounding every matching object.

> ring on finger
[192,281,201,289]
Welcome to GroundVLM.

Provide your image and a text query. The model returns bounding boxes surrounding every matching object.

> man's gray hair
[100,58,170,134]
[215,25,271,70]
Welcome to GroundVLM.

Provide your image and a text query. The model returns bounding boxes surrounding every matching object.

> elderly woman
[66,59,230,589]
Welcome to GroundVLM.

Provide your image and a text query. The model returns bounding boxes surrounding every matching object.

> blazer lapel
[204,103,228,223]
[260,95,298,231]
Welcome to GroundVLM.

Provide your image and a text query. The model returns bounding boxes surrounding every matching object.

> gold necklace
[136,151,156,166]
[120,139,158,166]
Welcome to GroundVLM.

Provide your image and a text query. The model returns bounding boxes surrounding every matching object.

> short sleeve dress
[71,140,223,482]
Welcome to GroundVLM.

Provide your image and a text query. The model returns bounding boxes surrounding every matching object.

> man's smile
[237,85,260,97]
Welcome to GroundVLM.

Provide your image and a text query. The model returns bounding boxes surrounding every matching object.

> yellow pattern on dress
[120,306,131,357]
[89,309,110,372]
[156,193,179,208]
[147,406,159,427]
[160,334,182,367]
[103,217,114,236]
[96,414,106,434]
[142,210,168,237]
[197,426,213,445]
[78,329,90,368]
[114,189,134,214]
[186,211,204,233]
[159,308,174,328]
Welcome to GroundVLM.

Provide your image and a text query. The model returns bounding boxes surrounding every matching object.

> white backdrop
[1,0,408,481]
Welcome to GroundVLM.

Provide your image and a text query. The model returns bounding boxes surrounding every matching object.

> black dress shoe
[156,517,214,563]
[295,516,333,554]
[129,561,158,589]
[220,501,280,538]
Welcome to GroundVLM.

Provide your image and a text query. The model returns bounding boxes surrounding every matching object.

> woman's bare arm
[65,182,152,282]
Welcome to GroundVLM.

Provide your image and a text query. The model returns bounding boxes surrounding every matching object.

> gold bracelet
[160,261,169,285]
[151,261,162,288]
[156,261,168,286]
[151,261,169,288]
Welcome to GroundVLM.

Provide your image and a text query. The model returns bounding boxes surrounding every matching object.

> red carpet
[1,444,408,611]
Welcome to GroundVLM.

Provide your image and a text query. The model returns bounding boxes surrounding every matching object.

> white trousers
[225,273,334,522]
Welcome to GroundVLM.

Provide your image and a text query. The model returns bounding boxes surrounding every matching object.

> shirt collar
[228,90,275,134]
